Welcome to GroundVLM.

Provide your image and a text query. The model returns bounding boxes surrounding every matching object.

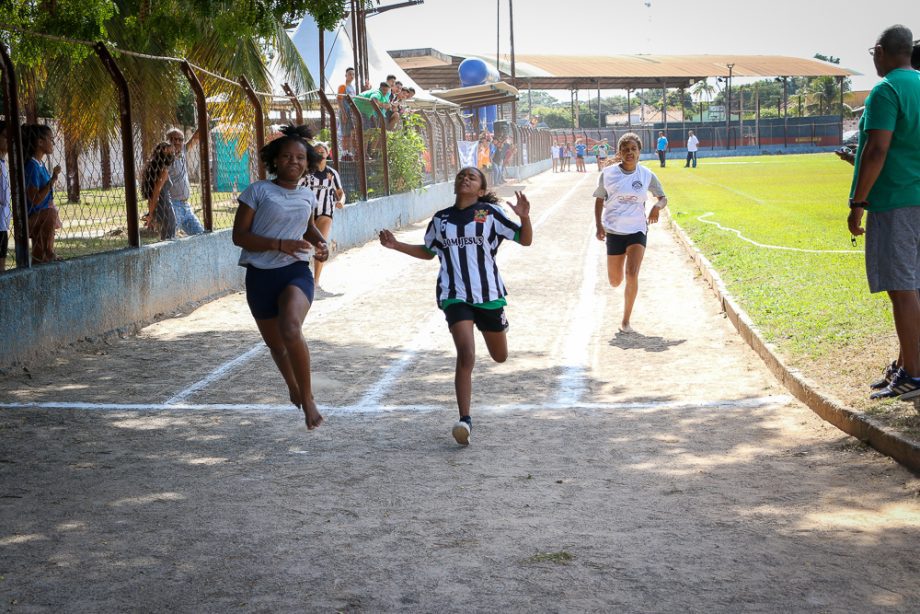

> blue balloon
[458,58,499,86]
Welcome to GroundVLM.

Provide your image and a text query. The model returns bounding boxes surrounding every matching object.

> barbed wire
[0,23,314,99]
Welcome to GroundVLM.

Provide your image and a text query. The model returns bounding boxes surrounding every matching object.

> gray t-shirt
[237,180,317,269]
[167,148,191,201]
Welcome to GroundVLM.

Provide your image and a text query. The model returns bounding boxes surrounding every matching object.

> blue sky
[365,0,916,93]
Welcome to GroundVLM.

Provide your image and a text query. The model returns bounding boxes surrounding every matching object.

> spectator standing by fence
[23,124,61,263]
[356,82,391,157]
[656,131,668,167]
[141,142,178,241]
[337,67,357,158]
[848,24,920,400]
[685,130,699,168]
[0,122,10,271]
[303,142,343,288]
[166,128,205,236]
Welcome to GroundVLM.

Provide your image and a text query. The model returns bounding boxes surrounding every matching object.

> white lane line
[349,172,595,408]
[554,232,602,406]
[355,312,443,408]
[698,213,862,254]
[0,395,793,414]
[164,345,264,405]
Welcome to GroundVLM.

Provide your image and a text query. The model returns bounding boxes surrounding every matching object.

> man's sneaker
[870,360,898,390]
[870,368,920,401]
[452,417,471,446]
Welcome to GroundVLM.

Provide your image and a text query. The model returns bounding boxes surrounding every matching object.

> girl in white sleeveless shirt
[593,133,668,333]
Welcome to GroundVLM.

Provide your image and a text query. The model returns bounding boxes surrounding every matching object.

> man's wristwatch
[849,198,869,209]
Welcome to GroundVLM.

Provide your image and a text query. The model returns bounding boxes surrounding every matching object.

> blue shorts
[605,231,647,255]
[245,261,314,320]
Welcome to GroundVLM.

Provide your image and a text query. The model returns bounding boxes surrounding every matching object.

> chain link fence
[1,32,552,273]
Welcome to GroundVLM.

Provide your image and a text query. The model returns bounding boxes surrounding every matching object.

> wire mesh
[1,30,554,272]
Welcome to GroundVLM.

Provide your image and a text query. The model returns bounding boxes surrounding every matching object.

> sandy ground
[1,169,919,612]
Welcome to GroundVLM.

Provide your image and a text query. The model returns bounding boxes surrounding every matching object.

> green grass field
[648,153,920,433]
[651,153,892,361]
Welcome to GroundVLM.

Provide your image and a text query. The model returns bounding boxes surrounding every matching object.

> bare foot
[619,323,635,333]
[289,391,301,409]
[302,398,323,430]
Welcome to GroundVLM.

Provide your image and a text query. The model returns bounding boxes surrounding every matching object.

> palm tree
[5,1,348,156]
[807,76,840,116]
[691,78,715,120]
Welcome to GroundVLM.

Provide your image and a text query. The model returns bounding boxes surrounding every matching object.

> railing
[0,32,552,273]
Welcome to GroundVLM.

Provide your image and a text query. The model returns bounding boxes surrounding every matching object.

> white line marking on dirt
[164,345,264,405]
[697,213,862,254]
[0,395,793,414]
[355,313,443,408]
[554,232,602,406]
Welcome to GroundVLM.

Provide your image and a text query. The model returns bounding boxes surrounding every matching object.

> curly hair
[455,167,500,205]
[260,124,322,176]
[617,132,643,152]
[141,142,175,199]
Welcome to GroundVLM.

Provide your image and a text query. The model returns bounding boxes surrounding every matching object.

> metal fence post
[370,99,390,196]
[180,61,214,231]
[419,111,436,184]
[344,95,367,200]
[446,112,459,176]
[0,43,31,267]
[239,76,266,180]
[94,43,140,248]
[316,90,339,170]
[433,112,449,183]
[282,83,304,125]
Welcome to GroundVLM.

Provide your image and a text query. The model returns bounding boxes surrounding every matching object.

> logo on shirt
[444,236,484,247]
[473,209,490,224]
[631,180,643,190]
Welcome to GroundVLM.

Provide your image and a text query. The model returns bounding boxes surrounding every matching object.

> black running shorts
[443,302,509,332]
[605,231,647,256]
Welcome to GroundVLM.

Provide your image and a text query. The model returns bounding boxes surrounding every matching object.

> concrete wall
[1,161,548,367]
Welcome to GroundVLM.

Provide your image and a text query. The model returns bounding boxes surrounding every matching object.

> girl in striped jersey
[379,167,533,445]
[302,143,344,286]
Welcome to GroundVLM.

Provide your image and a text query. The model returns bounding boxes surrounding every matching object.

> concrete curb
[668,216,920,474]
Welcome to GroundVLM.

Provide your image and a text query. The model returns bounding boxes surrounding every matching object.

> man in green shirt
[355,82,391,123]
[354,82,391,158]
[849,24,920,400]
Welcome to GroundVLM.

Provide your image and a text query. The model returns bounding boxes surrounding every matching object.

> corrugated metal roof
[510,54,857,79]
[393,50,859,91]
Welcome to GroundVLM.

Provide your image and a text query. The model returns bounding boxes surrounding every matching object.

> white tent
[287,16,450,107]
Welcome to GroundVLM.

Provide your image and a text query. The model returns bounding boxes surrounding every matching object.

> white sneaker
[451,420,471,446]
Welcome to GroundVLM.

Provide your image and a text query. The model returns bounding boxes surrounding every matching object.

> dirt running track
[1,169,918,612]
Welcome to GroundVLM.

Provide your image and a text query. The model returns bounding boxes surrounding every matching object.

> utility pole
[509,0,516,123]
[726,63,734,148]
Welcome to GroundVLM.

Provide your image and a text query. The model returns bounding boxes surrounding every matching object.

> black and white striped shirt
[303,167,343,218]
[424,203,522,306]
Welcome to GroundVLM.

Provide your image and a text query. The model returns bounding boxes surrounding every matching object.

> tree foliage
[0,0,353,152]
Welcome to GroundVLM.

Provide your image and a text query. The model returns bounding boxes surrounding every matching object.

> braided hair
[260,124,322,176]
